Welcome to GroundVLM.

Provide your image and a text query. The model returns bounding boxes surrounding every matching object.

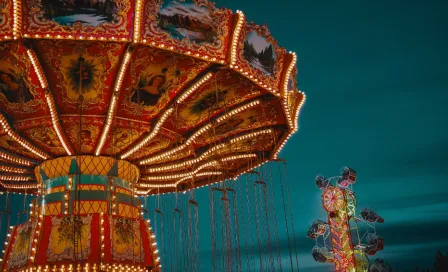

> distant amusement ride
[0,0,305,271]
[308,167,385,272]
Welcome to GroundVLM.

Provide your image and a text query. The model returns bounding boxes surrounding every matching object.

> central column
[35,156,141,217]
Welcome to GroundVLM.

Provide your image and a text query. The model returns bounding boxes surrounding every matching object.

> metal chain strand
[278,161,295,271]
[283,162,300,271]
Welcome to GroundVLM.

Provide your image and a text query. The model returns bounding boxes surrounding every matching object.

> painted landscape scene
[41,0,117,27]
[243,31,276,75]
[157,1,218,44]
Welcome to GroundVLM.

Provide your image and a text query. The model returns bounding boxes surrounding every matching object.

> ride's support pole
[327,191,356,272]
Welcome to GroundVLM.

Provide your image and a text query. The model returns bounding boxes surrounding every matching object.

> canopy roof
[0,0,305,195]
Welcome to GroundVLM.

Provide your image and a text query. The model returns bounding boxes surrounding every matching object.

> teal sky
[213,0,448,270]
[0,0,447,271]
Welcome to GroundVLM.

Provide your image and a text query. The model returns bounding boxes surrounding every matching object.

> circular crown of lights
[0,0,305,195]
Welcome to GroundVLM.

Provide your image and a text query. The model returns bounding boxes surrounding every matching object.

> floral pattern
[47,215,92,262]
[110,217,144,262]
[8,221,37,269]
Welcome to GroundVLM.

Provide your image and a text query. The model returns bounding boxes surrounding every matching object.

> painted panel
[0,0,14,40]
[235,23,286,92]
[142,0,232,62]
[46,215,93,262]
[193,99,285,147]
[109,216,144,261]
[7,221,37,270]
[0,42,45,120]
[176,69,262,131]
[117,46,210,121]
[35,40,125,114]
[23,0,134,40]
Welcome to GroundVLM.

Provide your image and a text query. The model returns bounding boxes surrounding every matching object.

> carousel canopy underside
[0,0,305,196]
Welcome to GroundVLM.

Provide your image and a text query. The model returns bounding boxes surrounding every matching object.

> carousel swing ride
[0,0,305,271]
[308,167,385,272]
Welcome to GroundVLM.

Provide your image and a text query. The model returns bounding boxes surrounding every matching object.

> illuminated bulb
[121,108,174,159]
[96,49,133,156]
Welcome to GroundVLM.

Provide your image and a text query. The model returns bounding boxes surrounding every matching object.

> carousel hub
[0,0,305,271]
[2,157,158,271]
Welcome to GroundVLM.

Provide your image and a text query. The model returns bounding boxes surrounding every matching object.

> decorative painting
[0,134,41,159]
[0,0,13,38]
[285,66,301,126]
[142,0,232,62]
[47,215,92,262]
[193,100,283,146]
[206,130,281,159]
[23,0,133,40]
[102,116,151,156]
[103,127,146,155]
[110,217,144,262]
[119,46,210,120]
[287,66,298,92]
[69,124,99,154]
[0,43,43,117]
[40,0,118,27]
[35,40,124,113]
[236,23,286,92]
[24,125,66,156]
[128,134,172,160]
[0,60,34,103]
[177,69,262,130]
[243,31,276,76]
[62,116,102,154]
[15,117,66,157]
[8,221,37,270]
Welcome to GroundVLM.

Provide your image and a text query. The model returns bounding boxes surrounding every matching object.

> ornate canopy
[0,0,305,196]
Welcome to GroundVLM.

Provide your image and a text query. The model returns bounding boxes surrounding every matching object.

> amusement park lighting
[26,48,74,156]
[138,171,223,188]
[96,48,134,156]
[12,0,21,40]
[215,99,261,123]
[308,167,385,271]
[26,49,48,88]
[221,154,257,162]
[0,0,305,270]
[135,189,152,195]
[139,103,263,166]
[0,181,39,190]
[0,175,30,182]
[0,114,49,160]
[282,52,298,127]
[176,72,214,104]
[121,108,174,159]
[0,165,26,174]
[44,92,73,156]
[273,91,306,159]
[294,91,307,130]
[144,158,196,173]
[0,151,33,166]
[230,129,273,144]
[230,11,245,67]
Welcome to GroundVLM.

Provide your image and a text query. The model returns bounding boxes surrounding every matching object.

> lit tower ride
[307,167,385,271]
